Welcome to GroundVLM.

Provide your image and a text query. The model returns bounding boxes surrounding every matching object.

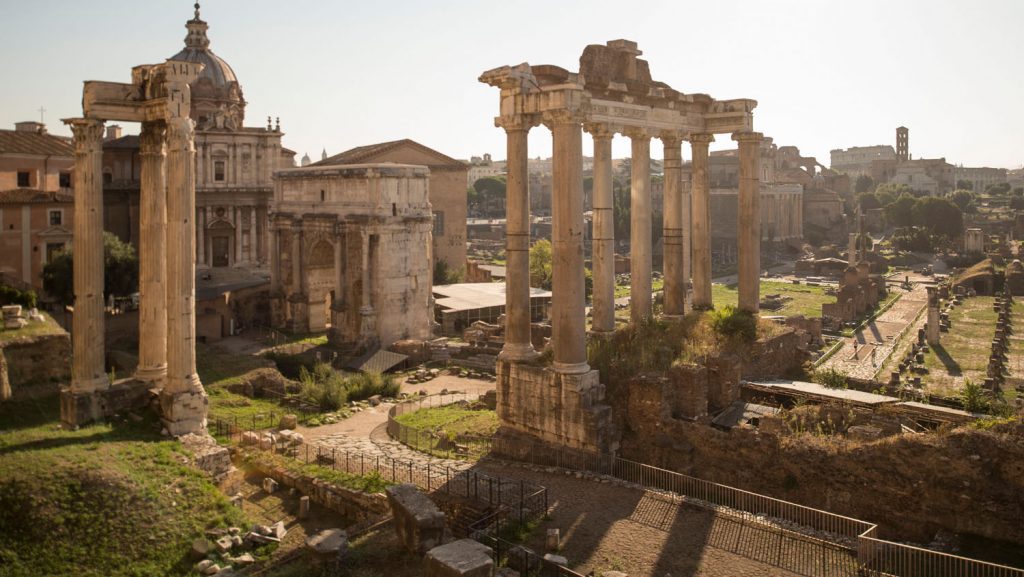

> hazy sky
[2,0,1022,169]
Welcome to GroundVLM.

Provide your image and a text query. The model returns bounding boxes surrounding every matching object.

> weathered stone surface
[305,528,348,556]
[279,413,298,430]
[386,483,446,555]
[2,332,71,391]
[423,539,494,577]
[545,528,560,552]
[180,432,234,482]
[263,477,278,493]
[60,378,153,429]
[543,553,568,567]
[298,495,311,519]
[191,538,212,560]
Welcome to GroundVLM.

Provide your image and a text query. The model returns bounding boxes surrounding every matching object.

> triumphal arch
[61,60,208,435]
[480,40,762,452]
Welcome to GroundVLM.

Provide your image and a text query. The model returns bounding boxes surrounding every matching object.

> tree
[884,194,917,228]
[955,179,973,191]
[912,196,962,238]
[42,232,139,306]
[856,192,881,210]
[854,174,875,194]
[985,182,1011,196]
[948,189,977,212]
[875,182,914,198]
[433,258,462,285]
[472,176,506,217]
[528,239,553,290]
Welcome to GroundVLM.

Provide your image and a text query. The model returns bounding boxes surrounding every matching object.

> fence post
[408,461,413,484]
[427,463,431,492]
[332,448,336,471]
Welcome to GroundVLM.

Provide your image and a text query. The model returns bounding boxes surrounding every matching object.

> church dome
[168,3,246,129]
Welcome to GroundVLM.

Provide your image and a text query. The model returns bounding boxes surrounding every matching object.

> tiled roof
[0,189,74,205]
[315,139,466,169]
[104,135,139,149]
[0,130,73,157]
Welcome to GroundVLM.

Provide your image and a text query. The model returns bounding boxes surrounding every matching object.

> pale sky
[2,0,1022,169]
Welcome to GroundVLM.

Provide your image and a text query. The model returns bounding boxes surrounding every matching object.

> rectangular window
[433,211,445,236]
[16,171,30,187]
[49,210,62,226]
[214,161,226,182]
[59,172,71,188]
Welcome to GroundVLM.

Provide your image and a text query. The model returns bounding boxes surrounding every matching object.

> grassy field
[0,311,64,346]
[0,392,251,577]
[922,296,997,397]
[393,403,500,459]
[711,280,832,318]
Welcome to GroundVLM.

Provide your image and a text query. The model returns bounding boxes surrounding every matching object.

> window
[214,161,226,182]
[59,172,71,188]
[46,243,65,264]
[320,190,326,202]
[16,171,29,187]
[433,211,445,236]
[49,210,62,226]
[103,172,112,186]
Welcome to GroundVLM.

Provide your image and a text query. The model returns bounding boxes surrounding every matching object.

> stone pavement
[819,275,930,381]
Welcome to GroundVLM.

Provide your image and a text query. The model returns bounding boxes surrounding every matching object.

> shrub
[709,305,757,342]
[0,284,37,309]
[959,379,990,413]
[298,363,348,411]
[346,371,399,401]
[813,367,848,389]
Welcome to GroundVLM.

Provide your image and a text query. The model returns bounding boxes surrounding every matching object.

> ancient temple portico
[61,60,208,435]
[480,40,762,453]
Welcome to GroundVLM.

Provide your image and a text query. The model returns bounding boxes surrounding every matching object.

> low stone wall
[495,360,616,454]
[1,332,71,392]
[741,330,809,380]
[60,378,154,428]
[241,452,389,522]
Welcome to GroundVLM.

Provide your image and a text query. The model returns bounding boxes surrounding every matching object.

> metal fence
[387,390,493,459]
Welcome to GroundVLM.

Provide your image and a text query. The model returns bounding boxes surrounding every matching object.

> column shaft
[162,116,206,435]
[662,134,685,318]
[499,123,536,360]
[735,132,764,313]
[589,127,615,333]
[196,205,206,266]
[549,114,588,373]
[690,135,714,309]
[291,227,304,296]
[136,121,167,382]
[629,132,652,323]
[66,118,107,392]
[234,207,243,265]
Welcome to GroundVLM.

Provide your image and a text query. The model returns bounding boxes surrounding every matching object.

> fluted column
[735,132,764,313]
[626,129,652,323]
[234,207,242,265]
[498,117,537,360]
[161,116,207,435]
[136,121,167,383]
[196,205,206,267]
[586,124,615,334]
[546,111,588,373]
[661,132,685,318]
[689,134,714,309]
[65,118,107,393]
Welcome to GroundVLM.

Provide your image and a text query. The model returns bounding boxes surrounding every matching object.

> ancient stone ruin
[480,39,763,453]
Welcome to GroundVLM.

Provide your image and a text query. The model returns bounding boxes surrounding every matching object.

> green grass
[0,311,65,346]
[196,341,272,388]
[394,404,500,438]
[711,280,831,318]
[921,297,997,397]
[240,449,391,494]
[0,393,251,577]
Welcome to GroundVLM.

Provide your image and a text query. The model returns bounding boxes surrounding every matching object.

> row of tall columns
[65,118,108,393]
[160,116,206,435]
[690,134,714,309]
[136,122,168,382]
[735,132,764,313]
[661,134,685,318]
[498,119,537,361]
[588,126,615,334]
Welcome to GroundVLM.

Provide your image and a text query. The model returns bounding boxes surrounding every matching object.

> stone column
[359,230,376,344]
[249,207,256,263]
[661,132,685,318]
[626,129,652,323]
[234,207,243,265]
[329,230,347,343]
[926,287,941,345]
[735,132,764,314]
[161,116,207,436]
[498,117,537,360]
[689,134,714,309]
[196,205,206,267]
[586,123,615,334]
[65,118,107,393]
[848,232,859,266]
[546,111,588,373]
[287,225,309,332]
[135,121,167,383]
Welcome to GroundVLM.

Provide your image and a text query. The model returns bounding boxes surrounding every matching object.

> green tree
[884,194,917,228]
[912,196,962,238]
[472,176,506,217]
[42,232,139,306]
[856,192,881,210]
[433,259,463,285]
[955,179,973,191]
[854,174,875,194]
[985,182,1011,196]
[875,182,914,198]
[529,239,553,290]
[948,189,977,212]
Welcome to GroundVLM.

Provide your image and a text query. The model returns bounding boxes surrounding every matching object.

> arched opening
[207,218,234,267]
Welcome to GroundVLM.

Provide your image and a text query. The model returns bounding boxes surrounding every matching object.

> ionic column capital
[496,114,540,133]
[689,133,715,145]
[583,123,615,141]
[63,118,105,154]
[732,131,764,144]
[140,121,167,156]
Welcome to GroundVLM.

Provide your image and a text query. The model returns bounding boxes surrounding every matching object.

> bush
[960,379,990,413]
[813,367,848,389]
[345,371,399,401]
[0,284,36,309]
[710,305,757,342]
[298,363,348,411]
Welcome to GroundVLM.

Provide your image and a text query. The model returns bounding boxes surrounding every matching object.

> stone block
[543,553,568,567]
[305,528,348,557]
[298,495,311,519]
[263,477,279,494]
[423,539,494,577]
[602,572,629,577]
[545,528,560,552]
[506,545,541,574]
[241,431,260,446]
[386,483,446,555]
[279,414,298,429]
